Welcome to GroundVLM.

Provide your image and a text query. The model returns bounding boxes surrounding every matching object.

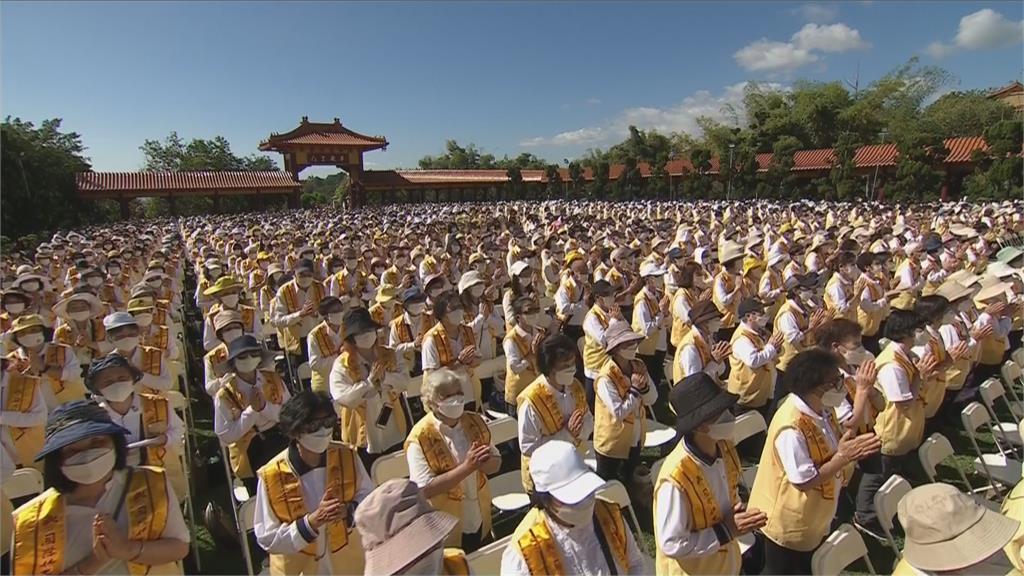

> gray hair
[421,368,465,411]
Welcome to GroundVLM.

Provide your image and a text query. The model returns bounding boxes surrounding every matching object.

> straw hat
[975,278,1011,303]
[53,291,103,319]
[603,320,644,353]
[457,271,485,294]
[375,285,399,304]
[936,281,973,303]
[718,241,744,265]
[203,276,244,296]
[947,269,982,287]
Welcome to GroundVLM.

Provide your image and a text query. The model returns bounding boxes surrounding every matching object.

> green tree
[544,164,563,199]
[302,172,349,206]
[614,157,642,200]
[567,161,585,198]
[589,161,610,199]
[765,136,801,198]
[964,118,1024,200]
[922,91,1018,137]
[886,131,948,202]
[829,132,862,201]
[505,166,524,199]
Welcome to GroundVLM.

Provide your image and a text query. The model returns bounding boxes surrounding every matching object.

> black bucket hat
[670,373,739,436]
[35,400,129,461]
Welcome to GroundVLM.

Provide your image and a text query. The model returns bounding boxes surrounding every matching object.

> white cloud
[586,97,602,105]
[520,82,786,148]
[734,22,868,74]
[793,3,839,23]
[927,8,1023,58]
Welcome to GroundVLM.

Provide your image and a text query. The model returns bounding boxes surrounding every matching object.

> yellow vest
[824,275,858,322]
[555,277,581,323]
[217,371,286,478]
[773,300,806,373]
[517,377,588,489]
[873,344,925,456]
[336,349,406,449]
[257,445,364,576]
[655,439,742,575]
[389,313,435,368]
[670,287,699,348]
[513,502,629,575]
[309,321,341,393]
[673,327,713,386]
[276,281,325,354]
[425,322,482,407]
[632,289,661,356]
[404,412,493,546]
[749,396,847,552]
[727,327,776,408]
[137,345,166,395]
[978,316,1010,365]
[920,334,948,419]
[594,359,648,459]
[712,271,739,328]
[42,344,87,405]
[890,260,919,312]
[583,306,611,374]
[943,320,972,391]
[504,329,539,405]
[856,275,889,337]
[761,268,786,319]
[890,559,917,575]
[13,467,178,576]
[4,373,45,470]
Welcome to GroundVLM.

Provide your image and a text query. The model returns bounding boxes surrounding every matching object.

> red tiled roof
[260,117,387,151]
[854,143,899,167]
[988,81,1024,99]
[76,171,300,197]
[944,136,988,163]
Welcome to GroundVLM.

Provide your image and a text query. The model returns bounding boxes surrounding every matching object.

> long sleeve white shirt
[730,322,778,369]
[328,353,405,454]
[858,274,888,312]
[776,302,806,345]
[503,326,536,376]
[633,288,667,351]
[826,279,852,314]
[595,369,657,446]
[123,345,172,393]
[676,338,724,381]
[555,279,588,326]
[308,322,343,379]
[12,344,82,411]
[517,376,593,456]
[774,395,841,489]
[100,394,184,467]
[583,309,613,379]
[214,372,291,445]
[713,275,739,307]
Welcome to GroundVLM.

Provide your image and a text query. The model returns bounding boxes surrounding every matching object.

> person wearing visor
[53,289,112,369]
[11,400,189,575]
[214,334,290,495]
[87,355,186,498]
[727,299,783,423]
[655,372,766,575]
[195,258,224,313]
[406,368,500,552]
[202,275,262,352]
[102,312,171,394]
[501,440,648,575]
[254,390,372,576]
[6,314,85,409]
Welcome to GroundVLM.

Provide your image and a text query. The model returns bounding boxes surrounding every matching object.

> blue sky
[3,1,1022,176]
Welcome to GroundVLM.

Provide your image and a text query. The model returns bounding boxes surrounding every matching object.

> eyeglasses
[823,371,845,391]
[299,414,338,434]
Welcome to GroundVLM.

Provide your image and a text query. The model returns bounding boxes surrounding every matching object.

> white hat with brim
[529,440,606,505]
[936,281,973,303]
[13,273,51,293]
[53,293,103,319]
[975,280,1011,302]
[947,269,982,288]
[987,261,1019,279]
[718,242,744,265]
[639,262,665,278]
[509,261,531,277]
[898,483,1019,572]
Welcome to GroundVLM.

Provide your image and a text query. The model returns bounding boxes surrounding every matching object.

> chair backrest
[466,534,511,574]
[488,416,518,446]
[239,498,257,532]
[918,433,955,482]
[980,378,1007,410]
[165,389,188,412]
[874,474,912,535]
[596,479,631,508]
[371,451,410,486]
[1012,350,1024,370]
[741,465,758,490]
[732,411,767,445]
[962,402,991,436]
[577,337,585,356]
[811,523,874,575]
[297,362,312,380]
[1004,360,1023,384]
[4,468,44,500]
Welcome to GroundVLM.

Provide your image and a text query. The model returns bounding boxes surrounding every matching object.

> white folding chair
[165,389,188,412]
[732,411,767,446]
[1012,349,1024,370]
[237,498,260,576]
[918,433,972,492]
[370,451,410,486]
[577,337,585,356]
[979,379,1022,445]
[297,362,312,382]
[873,474,911,557]
[5,468,44,500]
[962,402,1022,491]
[650,456,667,480]
[1002,361,1024,415]
[489,470,530,513]
[488,415,518,446]
[220,443,251,503]
[596,480,641,539]
[644,406,676,449]
[663,355,674,386]
[467,534,511,574]
[812,523,876,575]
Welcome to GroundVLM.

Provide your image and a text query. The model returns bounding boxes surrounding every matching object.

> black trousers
[771,369,789,417]
[241,427,288,495]
[595,444,642,485]
[461,527,490,554]
[641,351,673,423]
[855,452,905,526]
[863,333,882,356]
[761,534,814,575]
[562,323,586,385]
[480,376,496,411]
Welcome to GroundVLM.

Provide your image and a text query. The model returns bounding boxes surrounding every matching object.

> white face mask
[108,266,121,275]
[355,333,377,349]
[821,388,847,408]
[21,281,41,292]
[345,259,358,270]
[435,395,465,419]
[551,495,595,527]
[235,356,261,373]
[707,412,736,440]
[554,368,576,387]
[447,310,464,325]
[407,303,426,316]
[220,294,239,308]
[85,277,103,288]
[470,285,485,298]
[327,312,344,326]
[134,313,153,328]
[617,347,637,361]
[401,547,445,576]
[297,427,333,454]
[101,380,135,403]
[18,332,45,348]
[221,328,243,344]
[113,336,139,354]
[296,276,314,289]
[525,312,547,328]
[600,296,616,308]
[69,310,92,322]
[428,288,442,298]
[5,302,26,314]
[914,330,932,347]
[208,268,221,279]
[61,447,116,485]
[147,278,163,288]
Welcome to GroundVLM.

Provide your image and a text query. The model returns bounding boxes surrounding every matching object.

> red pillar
[119,197,130,219]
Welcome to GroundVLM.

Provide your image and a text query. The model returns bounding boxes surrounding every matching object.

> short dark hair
[44,434,128,493]
[855,252,875,271]
[812,318,863,349]
[914,295,949,324]
[884,310,926,342]
[784,349,841,396]
[829,250,856,272]
[279,391,336,438]
[677,262,703,289]
[512,296,536,317]
[432,291,462,318]
[537,334,577,375]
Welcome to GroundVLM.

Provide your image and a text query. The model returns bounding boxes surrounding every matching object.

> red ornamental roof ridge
[260,117,387,151]
[988,81,1024,99]
[76,170,300,193]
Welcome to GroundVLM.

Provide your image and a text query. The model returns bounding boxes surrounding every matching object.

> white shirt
[858,274,887,312]
[421,323,477,398]
[676,328,724,380]
[308,322,344,378]
[123,345,172,393]
[0,371,47,461]
[270,281,319,338]
[517,375,594,456]
[555,278,588,326]
[12,344,82,410]
[774,395,841,490]
[713,274,739,307]
[595,367,657,446]
[776,300,806,345]
[500,508,649,575]
[328,351,405,454]
[504,326,536,376]
[388,312,424,375]
[202,306,263,352]
[214,371,291,445]
[939,320,977,357]
[878,345,915,403]
[100,394,185,467]
[826,278,852,314]
[730,322,778,369]
[655,440,739,567]
[254,446,372,575]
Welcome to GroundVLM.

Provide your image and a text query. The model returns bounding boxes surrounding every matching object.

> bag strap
[113,467,135,520]
[592,514,620,576]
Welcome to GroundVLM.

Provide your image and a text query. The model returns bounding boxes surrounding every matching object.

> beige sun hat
[53,291,103,319]
[947,269,982,288]
[718,241,744,265]
[603,320,644,353]
[936,281,974,303]
[898,483,1018,572]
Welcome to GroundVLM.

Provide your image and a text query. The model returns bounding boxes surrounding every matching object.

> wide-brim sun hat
[603,320,644,352]
[35,400,130,461]
[53,292,103,319]
[671,372,739,436]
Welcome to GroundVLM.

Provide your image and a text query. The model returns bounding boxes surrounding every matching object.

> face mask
[147,278,163,288]
[401,547,445,576]
[220,294,239,308]
[435,395,465,419]
[21,281,41,292]
[113,336,139,353]
[396,257,408,267]
[61,447,116,485]
[373,267,385,276]
[39,258,51,266]
[355,333,377,349]
[914,331,931,347]
[600,296,616,308]
[555,368,576,386]
[18,332,45,348]
[328,312,344,326]
[707,412,736,440]
[470,285,484,298]
[101,380,135,403]
[5,302,25,314]
[842,346,874,367]
[447,310,464,325]
[134,313,153,328]
[108,266,121,275]
[69,310,92,322]
[475,263,488,274]
[235,356,261,373]
[821,388,847,408]
[525,312,546,327]
[345,259,357,270]
[296,277,314,289]
[551,495,595,527]
[208,269,221,279]
[298,427,333,454]
[407,303,425,316]
[617,347,637,361]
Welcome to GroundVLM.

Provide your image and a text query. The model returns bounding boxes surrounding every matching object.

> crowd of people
[2,198,1024,575]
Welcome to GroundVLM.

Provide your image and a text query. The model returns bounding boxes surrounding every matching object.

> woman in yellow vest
[912,295,969,424]
[854,253,893,355]
[712,243,746,343]
[203,310,244,397]
[6,314,86,410]
[13,400,189,575]
[128,299,178,362]
[407,368,500,552]
[593,321,656,483]
[501,440,649,575]
[307,296,346,394]
[655,372,766,576]
[772,274,829,410]
[88,355,187,500]
[669,261,709,354]
[254,390,372,575]
[895,483,1019,576]
[674,300,732,385]
[582,279,620,409]
[813,319,884,436]
[853,309,935,535]
[823,251,860,322]
[749,349,880,575]
[971,280,1014,385]
[201,275,262,353]
[422,292,482,410]
[53,290,111,370]
[726,299,783,426]
[1,353,46,471]
[503,296,545,415]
